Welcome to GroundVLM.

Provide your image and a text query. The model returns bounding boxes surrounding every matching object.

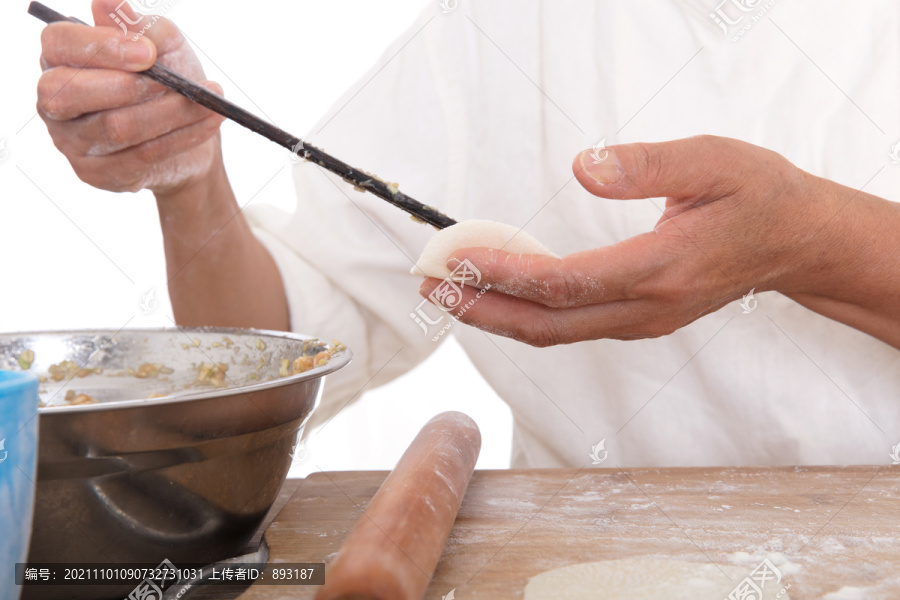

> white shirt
[247,0,900,468]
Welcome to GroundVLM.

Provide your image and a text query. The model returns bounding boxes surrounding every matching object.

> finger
[40,21,156,71]
[418,279,671,346]
[449,232,668,309]
[127,13,187,58]
[59,81,224,156]
[572,135,747,203]
[37,66,167,121]
[74,113,223,192]
[117,112,224,181]
[95,0,189,60]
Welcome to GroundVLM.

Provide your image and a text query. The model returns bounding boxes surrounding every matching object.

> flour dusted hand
[418,136,894,348]
[37,0,225,194]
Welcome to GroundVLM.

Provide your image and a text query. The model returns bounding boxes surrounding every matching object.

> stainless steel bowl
[0,328,351,600]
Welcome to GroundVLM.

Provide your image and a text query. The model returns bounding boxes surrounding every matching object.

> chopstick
[27,1,458,230]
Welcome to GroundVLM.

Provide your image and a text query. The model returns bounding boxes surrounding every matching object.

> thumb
[92,0,194,74]
[572,135,743,202]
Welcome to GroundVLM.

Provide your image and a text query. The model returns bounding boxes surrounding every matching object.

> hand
[37,0,225,195]
[419,135,834,346]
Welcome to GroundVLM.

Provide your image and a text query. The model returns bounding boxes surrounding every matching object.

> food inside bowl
[63,390,98,405]
[197,362,228,387]
[134,363,173,378]
[17,349,34,369]
[48,360,101,381]
[9,334,347,407]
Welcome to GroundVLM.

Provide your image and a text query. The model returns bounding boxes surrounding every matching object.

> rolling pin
[316,411,481,600]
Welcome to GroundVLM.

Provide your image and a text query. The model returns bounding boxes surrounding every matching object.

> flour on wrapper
[523,559,792,600]
[411,219,558,282]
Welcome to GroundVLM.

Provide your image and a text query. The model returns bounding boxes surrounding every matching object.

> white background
[0,0,512,476]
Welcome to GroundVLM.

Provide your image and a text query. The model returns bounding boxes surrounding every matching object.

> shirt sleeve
[244,7,464,431]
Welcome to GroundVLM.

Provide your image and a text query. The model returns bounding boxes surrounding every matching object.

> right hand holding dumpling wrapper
[419,136,900,348]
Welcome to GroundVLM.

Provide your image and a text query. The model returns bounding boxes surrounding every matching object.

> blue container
[0,371,39,599]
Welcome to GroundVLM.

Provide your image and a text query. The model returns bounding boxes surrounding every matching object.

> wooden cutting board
[239,467,900,599]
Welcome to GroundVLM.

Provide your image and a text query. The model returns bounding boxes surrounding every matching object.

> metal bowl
[0,328,351,600]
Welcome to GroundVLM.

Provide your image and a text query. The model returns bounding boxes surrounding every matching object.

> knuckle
[521,313,565,348]
[131,139,160,164]
[36,73,65,118]
[542,268,580,308]
[100,110,132,149]
[765,153,803,197]
[698,135,748,195]
[542,273,568,307]
[632,142,663,189]
[39,27,58,62]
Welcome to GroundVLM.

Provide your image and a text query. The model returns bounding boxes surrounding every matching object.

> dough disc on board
[411,219,558,281]
[523,559,791,600]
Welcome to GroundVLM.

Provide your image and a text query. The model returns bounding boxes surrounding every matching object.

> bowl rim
[1,327,352,414]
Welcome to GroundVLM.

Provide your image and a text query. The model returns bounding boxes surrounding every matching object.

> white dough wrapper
[411,219,558,281]
[523,559,792,600]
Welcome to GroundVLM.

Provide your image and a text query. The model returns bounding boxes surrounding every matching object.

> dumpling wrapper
[411,219,558,281]
[523,559,792,600]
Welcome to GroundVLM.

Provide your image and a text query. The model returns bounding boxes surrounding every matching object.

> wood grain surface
[235,466,900,600]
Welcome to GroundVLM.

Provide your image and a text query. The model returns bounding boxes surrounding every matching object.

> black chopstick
[28,1,458,230]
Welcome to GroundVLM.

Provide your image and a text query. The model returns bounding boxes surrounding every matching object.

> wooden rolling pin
[316,412,481,600]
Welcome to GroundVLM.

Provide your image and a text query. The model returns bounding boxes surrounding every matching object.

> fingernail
[123,38,152,66]
[581,148,622,184]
